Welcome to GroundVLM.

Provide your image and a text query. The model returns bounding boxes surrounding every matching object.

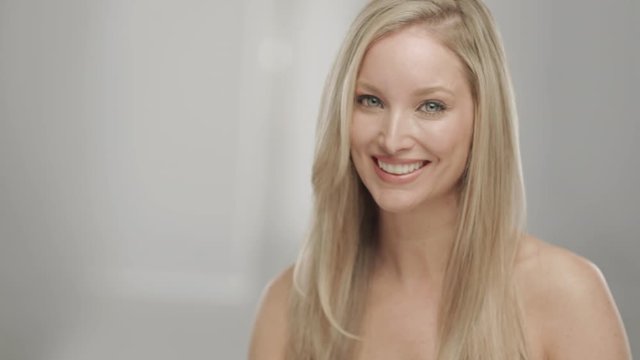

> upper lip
[373,156,430,164]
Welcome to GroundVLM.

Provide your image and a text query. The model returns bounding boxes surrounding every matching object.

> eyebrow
[356,81,455,97]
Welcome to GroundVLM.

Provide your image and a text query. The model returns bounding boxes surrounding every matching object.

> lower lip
[372,158,430,185]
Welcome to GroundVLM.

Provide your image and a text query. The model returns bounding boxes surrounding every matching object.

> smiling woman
[350,24,474,213]
[248,0,632,359]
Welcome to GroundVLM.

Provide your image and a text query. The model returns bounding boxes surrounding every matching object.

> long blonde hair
[288,0,528,359]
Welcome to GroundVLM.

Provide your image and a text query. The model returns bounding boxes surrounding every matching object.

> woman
[249,0,631,359]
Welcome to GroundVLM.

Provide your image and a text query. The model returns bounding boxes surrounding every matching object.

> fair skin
[249,24,631,360]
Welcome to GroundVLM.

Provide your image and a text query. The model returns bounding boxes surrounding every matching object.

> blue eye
[419,100,446,113]
[356,95,383,108]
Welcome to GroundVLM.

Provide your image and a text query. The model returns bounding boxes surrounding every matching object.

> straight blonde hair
[288,1,529,359]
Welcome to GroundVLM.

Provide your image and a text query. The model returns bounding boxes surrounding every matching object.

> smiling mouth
[375,158,430,175]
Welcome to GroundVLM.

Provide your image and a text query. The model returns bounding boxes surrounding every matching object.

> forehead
[357,24,468,94]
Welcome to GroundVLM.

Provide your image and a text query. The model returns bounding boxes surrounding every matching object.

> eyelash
[418,100,447,113]
[355,94,447,115]
[356,94,384,108]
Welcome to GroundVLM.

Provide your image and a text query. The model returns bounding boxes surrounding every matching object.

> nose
[378,109,414,154]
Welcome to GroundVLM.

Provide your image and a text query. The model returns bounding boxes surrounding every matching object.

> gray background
[0,0,637,359]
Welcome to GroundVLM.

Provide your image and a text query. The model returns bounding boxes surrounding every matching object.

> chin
[371,191,424,214]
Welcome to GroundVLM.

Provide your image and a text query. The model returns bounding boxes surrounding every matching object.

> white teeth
[377,159,426,175]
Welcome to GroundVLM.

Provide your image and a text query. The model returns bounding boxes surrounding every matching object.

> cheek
[422,121,470,156]
[448,122,473,171]
[349,115,376,152]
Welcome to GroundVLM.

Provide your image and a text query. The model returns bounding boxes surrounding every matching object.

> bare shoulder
[516,235,631,360]
[248,265,294,360]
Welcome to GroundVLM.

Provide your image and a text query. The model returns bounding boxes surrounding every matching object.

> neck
[375,192,460,286]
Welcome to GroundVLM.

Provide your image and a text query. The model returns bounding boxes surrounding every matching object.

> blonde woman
[249,0,631,359]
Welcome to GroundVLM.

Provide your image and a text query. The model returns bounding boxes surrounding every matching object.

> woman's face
[350,24,474,214]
